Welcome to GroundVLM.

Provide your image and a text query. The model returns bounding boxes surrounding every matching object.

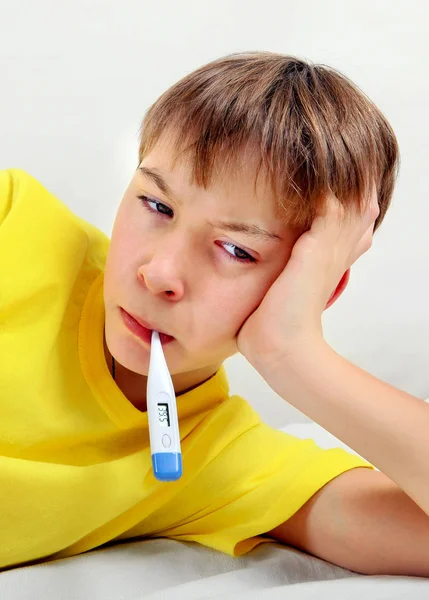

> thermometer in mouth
[147,330,182,481]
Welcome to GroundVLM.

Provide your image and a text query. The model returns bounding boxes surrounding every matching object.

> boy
[1,51,428,576]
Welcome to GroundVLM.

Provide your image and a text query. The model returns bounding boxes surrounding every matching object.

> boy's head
[104,52,399,384]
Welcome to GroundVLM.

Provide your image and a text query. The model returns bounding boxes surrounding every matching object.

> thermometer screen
[157,403,170,427]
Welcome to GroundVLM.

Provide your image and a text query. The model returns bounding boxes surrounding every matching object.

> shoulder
[0,168,49,217]
[0,168,41,191]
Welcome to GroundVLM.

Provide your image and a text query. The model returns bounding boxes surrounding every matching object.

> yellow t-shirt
[0,168,373,570]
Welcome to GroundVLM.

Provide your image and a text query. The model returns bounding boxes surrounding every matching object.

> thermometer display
[157,402,170,427]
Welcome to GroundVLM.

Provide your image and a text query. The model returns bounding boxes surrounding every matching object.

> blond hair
[138,51,399,230]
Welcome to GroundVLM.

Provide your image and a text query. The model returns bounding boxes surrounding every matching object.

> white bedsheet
[1,538,428,600]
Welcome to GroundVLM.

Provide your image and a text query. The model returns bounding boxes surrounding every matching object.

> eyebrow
[208,219,282,242]
[139,166,174,201]
[138,166,282,243]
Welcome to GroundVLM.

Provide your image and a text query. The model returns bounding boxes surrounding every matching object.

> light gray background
[1,0,428,426]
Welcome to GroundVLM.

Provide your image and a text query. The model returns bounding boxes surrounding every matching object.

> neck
[103,334,219,412]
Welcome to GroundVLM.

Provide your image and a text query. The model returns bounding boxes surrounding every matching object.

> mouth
[120,308,175,346]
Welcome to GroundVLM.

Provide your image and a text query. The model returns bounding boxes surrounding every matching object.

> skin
[235,190,429,577]
[103,138,429,576]
[103,135,309,411]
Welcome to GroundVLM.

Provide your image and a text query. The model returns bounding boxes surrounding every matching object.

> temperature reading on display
[157,403,170,427]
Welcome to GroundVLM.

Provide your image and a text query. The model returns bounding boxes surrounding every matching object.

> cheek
[104,211,140,297]
[198,276,274,340]
[112,204,136,246]
[208,255,291,336]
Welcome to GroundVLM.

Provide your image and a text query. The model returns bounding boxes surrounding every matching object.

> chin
[112,338,185,376]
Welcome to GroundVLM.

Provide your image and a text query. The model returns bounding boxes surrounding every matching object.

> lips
[127,310,170,336]
[120,308,175,345]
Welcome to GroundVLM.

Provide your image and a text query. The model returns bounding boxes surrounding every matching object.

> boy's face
[104,135,300,384]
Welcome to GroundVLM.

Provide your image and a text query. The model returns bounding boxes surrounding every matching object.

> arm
[237,191,429,575]
[268,468,429,576]
[264,341,429,576]
[264,340,429,518]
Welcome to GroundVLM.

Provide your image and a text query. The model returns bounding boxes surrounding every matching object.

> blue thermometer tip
[152,452,183,481]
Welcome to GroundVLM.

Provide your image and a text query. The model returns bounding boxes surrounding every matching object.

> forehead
[139,133,284,226]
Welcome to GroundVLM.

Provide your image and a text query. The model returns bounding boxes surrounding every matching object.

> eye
[138,194,174,217]
[138,194,257,265]
[219,241,257,264]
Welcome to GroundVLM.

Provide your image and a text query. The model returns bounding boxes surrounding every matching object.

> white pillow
[281,399,429,461]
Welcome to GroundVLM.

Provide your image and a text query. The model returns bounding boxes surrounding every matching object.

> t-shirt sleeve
[151,398,374,557]
[0,169,33,228]
[0,169,15,226]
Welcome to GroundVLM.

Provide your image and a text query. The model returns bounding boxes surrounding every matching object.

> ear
[325,269,351,310]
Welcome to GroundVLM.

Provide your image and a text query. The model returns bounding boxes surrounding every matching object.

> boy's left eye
[139,195,174,218]
[137,194,257,264]
[217,241,256,263]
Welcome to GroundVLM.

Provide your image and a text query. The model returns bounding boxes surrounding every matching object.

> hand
[237,187,380,372]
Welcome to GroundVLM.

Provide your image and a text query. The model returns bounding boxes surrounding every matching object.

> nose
[137,248,185,301]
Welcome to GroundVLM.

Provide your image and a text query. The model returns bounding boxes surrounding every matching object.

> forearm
[263,342,429,515]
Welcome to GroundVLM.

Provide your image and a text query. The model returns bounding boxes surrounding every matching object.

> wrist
[260,341,339,413]
[254,334,331,383]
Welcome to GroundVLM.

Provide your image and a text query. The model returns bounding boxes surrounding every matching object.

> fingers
[311,185,379,266]
[362,182,380,229]
[349,223,374,264]
[321,184,379,234]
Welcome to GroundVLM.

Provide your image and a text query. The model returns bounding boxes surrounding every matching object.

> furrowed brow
[138,167,282,242]
[208,219,282,242]
[139,167,174,201]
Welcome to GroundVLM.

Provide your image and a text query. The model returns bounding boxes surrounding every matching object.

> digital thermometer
[147,330,182,481]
